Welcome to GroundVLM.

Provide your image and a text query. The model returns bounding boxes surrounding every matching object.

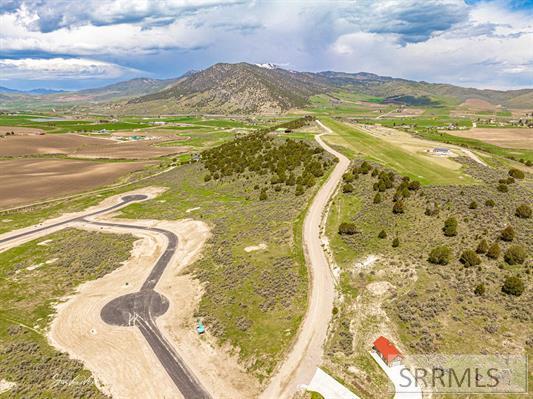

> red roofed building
[373,336,403,366]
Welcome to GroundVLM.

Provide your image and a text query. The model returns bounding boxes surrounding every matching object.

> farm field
[319,117,474,185]
[0,133,186,159]
[0,158,152,208]
[447,127,533,150]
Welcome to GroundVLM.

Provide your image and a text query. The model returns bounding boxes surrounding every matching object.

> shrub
[497,183,508,193]
[515,204,531,219]
[204,174,212,182]
[485,199,495,207]
[378,230,387,239]
[504,245,527,265]
[392,200,405,214]
[286,173,296,186]
[460,249,482,267]
[408,180,421,191]
[469,201,478,209]
[487,242,501,259]
[428,246,451,265]
[342,183,354,193]
[338,222,357,235]
[500,225,515,242]
[392,237,400,248]
[295,184,304,196]
[474,284,485,296]
[373,193,382,204]
[508,168,525,179]
[360,161,371,174]
[400,187,410,198]
[501,276,524,296]
[259,189,268,201]
[343,172,354,182]
[443,217,458,237]
[476,239,488,254]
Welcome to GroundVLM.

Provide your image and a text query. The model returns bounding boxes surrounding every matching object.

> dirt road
[260,120,350,399]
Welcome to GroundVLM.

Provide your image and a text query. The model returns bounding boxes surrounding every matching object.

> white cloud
[0,0,531,88]
[329,2,533,89]
[0,57,142,80]
[0,4,211,55]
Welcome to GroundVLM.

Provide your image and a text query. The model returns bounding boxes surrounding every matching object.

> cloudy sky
[0,0,532,90]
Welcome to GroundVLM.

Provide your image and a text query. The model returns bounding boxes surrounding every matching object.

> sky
[0,0,532,91]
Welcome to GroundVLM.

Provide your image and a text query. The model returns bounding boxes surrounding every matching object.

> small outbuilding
[432,147,450,155]
[373,336,403,367]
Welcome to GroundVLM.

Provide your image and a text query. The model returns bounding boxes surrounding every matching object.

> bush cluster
[515,204,531,219]
[460,249,482,267]
[338,222,357,235]
[502,276,525,296]
[508,168,525,179]
[202,116,329,199]
[443,217,458,237]
[428,246,451,265]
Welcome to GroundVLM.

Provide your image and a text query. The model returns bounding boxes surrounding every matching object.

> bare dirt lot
[448,128,533,149]
[0,125,46,135]
[0,159,151,208]
[48,216,258,399]
[459,98,498,110]
[0,133,187,159]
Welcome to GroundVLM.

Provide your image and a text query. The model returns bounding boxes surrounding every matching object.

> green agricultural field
[320,117,474,185]
[0,229,135,398]
[307,94,391,117]
[157,128,238,149]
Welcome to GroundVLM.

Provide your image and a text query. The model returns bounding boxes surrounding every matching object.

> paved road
[260,120,350,398]
[0,194,211,399]
[0,195,147,245]
[94,219,211,399]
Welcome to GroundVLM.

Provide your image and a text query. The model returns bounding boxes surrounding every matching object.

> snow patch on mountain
[255,63,278,69]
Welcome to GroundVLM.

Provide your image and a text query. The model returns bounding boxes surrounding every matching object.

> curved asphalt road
[94,219,211,399]
[0,194,211,399]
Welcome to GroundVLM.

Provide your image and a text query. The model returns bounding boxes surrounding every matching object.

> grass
[0,228,135,398]
[413,128,533,162]
[156,128,237,149]
[118,155,331,378]
[320,117,474,185]
[322,155,532,398]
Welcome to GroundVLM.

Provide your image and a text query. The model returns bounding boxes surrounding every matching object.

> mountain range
[1,63,532,113]
[0,86,67,95]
